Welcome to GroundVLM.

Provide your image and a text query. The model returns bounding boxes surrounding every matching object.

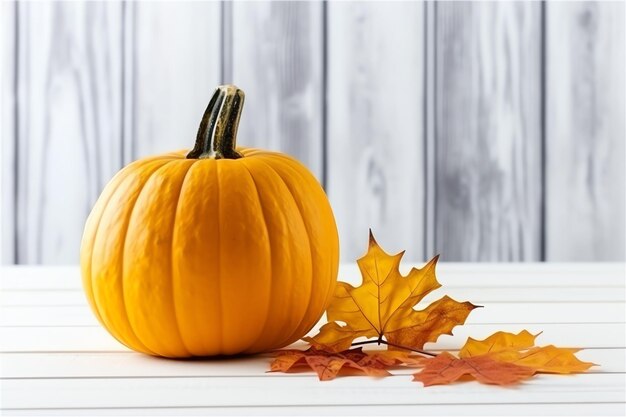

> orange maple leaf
[273,232,596,387]
[412,352,536,386]
[304,231,477,352]
[413,331,596,386]
[268,347,421,381]
[459,330,596,374]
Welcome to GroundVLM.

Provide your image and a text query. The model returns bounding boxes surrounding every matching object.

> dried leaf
[514,345,594,373]
[278,232,596,388]
[413,352,536,386]
[269,347,409,380]
[367,349,428,367]
[414,331,595,386]
[385,296,477,350]
[459,330,538,358]
[460,331,595,374]
[303,322,377,353]
[305,231,477,352]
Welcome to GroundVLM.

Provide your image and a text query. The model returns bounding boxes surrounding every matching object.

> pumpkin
[80,85,339,357]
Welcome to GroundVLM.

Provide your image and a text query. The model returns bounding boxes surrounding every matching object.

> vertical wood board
[327,1,426,263]
[130,1,221,160]
[545,1,625,261]
[229,1,324,179]
[2,1,625,265]
[12,2,124,264]
[1,0,16,264]
[433,2,543,261]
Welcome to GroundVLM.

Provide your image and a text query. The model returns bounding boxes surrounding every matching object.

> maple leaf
[459,329,537,357]
[370,349,427,367]
[413,330,596,386]
[273,232,596,388]
[385,295,478,350]
[268,347,421,381]
[304,230,477,352]
[459,330,596,374]
[412,352,536,386]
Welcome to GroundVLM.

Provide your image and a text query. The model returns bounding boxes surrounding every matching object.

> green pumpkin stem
[187,85,245,160]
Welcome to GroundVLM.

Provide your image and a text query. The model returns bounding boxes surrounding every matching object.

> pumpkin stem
[187,85,245,159]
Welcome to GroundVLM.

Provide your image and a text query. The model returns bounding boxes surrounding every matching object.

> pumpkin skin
[80,86,339,357]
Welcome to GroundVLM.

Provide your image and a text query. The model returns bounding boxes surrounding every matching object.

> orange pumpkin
[80,85,339,357]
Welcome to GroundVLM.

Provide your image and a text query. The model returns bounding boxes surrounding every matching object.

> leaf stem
[351,339,437,357]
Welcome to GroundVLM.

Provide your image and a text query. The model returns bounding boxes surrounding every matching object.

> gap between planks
[1,323,624,352]
[1,374,624,409]
[2,264,624,290]
[3,287,624,307]
[2,403,625,417]
[0,347,622,379]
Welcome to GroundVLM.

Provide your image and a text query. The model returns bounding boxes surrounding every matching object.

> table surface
[1,263,625,416]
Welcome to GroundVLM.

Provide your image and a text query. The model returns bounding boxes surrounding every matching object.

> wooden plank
[1,0,16,264]
[338,263,626,288]
[2,373,623,409]
[1,266,83,289]
[0,305,99,327]
[4,301,623,327]
[4,285,624,307]
[1,323,623,352]
[0,351,274,379]
[326,1,426,263]
[4,403,625,417]
[433,2,543,261]
[1,347,620,379]
[229,1,324,179]
[0,325,127,352]
[424,0,437,262]
[3,264,624,290]
[545,2,626,261]
[11,2,125,264]
[130,1,221,158]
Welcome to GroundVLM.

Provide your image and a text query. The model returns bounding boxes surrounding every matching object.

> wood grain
[229,1,324,179]
[1,0,17,264]
[10,2,124,264]
[9,350,623,378]
[3,302,623,327]
[3,3,625,264]
[3,373,623,409]
[2,265,623,415]
[4,262,623,289]
[3,286,623,308]
[433,2,543,261]
[2,404,624,417]
[545,2,625,261]
[130,1,221,159]
[326,1,426,263]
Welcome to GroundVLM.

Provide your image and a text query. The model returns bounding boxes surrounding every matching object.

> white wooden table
[1,264,625,416]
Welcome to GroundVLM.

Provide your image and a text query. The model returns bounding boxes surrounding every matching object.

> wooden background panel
[327,1,425,263]
[433,2,543,261]
[1,0,17,263]
[545,2,625,261]
[229,1,324,179]
[130,1,222,160]
[2,2,625,264]
[11,2,124,264]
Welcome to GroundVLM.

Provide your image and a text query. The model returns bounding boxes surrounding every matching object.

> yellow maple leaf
[305,231,477,352]
[459,330,538,358]
[459,331,595,374]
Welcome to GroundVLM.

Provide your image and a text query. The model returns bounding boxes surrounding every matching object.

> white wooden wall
[545,1,625,261]
[432,2,543,262]
[1,1,624,265]
[327,1,426,262]
[229,1,324,179]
